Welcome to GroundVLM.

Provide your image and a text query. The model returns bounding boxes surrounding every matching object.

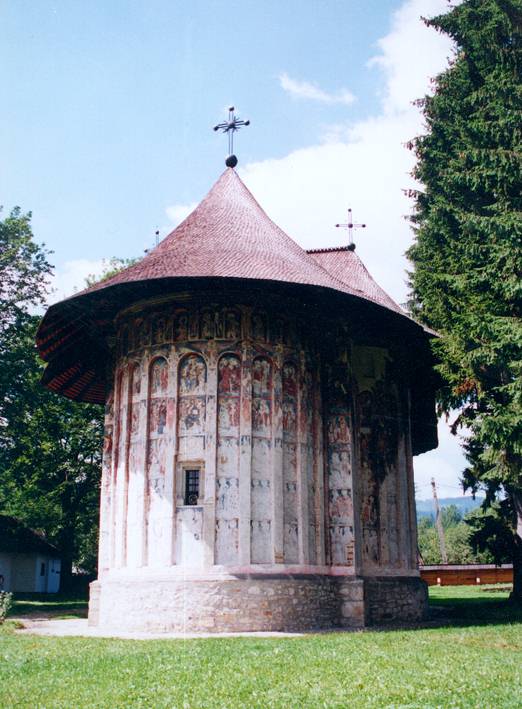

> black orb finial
[226,154,238,168]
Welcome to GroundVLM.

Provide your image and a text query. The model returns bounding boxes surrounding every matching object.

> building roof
[307,246,403,315]
[36,168,429,409]
[0,516,60,556]
[73,168,404,310]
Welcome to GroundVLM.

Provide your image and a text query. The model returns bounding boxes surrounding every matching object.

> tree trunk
[509,488,522,605]
[59,556,73,593]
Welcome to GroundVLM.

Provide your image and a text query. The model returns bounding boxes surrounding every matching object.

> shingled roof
[36,168,425,406]
[77,168,403,308]
[0,516,59,556]
[307,246,403,315]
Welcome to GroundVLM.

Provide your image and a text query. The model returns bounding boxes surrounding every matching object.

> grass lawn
[10,592,88,619]
[1,585,521,708]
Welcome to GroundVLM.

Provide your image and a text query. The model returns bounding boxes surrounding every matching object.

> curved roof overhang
[36,274,438,455]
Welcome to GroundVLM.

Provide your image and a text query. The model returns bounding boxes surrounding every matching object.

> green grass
[1,586,521,708]
[11,591,88,618]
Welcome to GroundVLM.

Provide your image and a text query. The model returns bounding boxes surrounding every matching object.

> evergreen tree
[407,0,522,601]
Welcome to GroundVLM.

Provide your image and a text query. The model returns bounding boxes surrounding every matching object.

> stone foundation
[365,576,428,624]
[88,571,427,632]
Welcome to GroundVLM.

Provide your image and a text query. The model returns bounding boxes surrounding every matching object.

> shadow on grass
[11,592,88,618]
[425,585,522,630]
[7,586,522,632]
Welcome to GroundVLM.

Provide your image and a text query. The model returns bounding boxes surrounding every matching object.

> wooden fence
[420,564,513,586]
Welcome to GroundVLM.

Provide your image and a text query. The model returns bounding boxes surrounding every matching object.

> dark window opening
[40,562,46,577]
[184,469,200,505]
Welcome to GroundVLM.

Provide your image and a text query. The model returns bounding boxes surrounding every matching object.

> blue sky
[1,0,467,499]
[2,0,399,262]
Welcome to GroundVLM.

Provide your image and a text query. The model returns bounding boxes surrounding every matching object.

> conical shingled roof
[81,168,383,302]
[36,168,421,406]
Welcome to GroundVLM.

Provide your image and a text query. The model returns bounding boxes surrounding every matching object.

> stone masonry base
[89,572,427,633]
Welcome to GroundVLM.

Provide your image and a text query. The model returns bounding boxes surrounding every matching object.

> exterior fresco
[282,362,299,563]
[326,366,355,567]
[354,348,411,573]
[251,357,273,563]
[99,304,418,579]
[216,354,241,564]
[302,368,317,564]
[177,354,206,457]
[146,357,169,567]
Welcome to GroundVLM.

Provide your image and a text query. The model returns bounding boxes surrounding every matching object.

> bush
[0,591,13,623]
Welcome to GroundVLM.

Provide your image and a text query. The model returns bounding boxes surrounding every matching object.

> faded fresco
[215,354,241,563]
[282,362,299,563]
[146,357,169,566]
[302,368,317,565]
[173,310,189,341]
[251,357,272,563]
[104,302,417,579]
[358,375,402,570]
[326,358,355,566]
[177,354,207,461]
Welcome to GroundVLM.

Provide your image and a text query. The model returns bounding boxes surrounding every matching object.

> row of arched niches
[100,302,417,574]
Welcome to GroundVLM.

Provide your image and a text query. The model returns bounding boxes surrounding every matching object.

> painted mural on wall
[177,354,207,462]
[327,412,354,566]
[145,357,169,565]
[216,354,241,564]
[251,357,273,563]
[302,368,317,565]
[103,300,416,575]
[282,362,299,563]
[358,374,402,569]
[326,354,355,567]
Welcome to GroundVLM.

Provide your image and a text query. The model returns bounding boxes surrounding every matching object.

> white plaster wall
[11,553,36,592]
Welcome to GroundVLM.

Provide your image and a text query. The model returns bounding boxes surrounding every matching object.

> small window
[184,469,200,506]
[40,562,46,577]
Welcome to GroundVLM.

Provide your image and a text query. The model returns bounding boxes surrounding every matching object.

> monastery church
[37,156,438,632]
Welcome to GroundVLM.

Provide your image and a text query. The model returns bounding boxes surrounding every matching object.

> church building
[37,164,438,632]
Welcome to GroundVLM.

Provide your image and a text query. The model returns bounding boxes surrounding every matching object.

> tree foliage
[0,209,103,585]
[0,207,52,333]
[84,256,140,288]
[407,0,522,599]
[418,506,495,565]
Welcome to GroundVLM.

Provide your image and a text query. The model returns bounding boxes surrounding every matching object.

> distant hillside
[416,496,485,519]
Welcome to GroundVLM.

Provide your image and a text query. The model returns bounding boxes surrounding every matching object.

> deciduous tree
[0,209,103,586]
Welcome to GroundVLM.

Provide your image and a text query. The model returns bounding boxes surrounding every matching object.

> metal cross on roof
[335,208,366,251]
[213,106,250,168]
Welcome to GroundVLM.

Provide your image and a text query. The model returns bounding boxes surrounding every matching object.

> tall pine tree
[407,0,522,601]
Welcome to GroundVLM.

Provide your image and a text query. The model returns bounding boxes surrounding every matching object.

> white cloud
[369,0,454,115]
[49,258,106,303]
[165,0,463,496]
[166,202,197,226]
[279,72,355,105]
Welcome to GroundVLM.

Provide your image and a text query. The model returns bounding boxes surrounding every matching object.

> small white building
[0,516,61,593]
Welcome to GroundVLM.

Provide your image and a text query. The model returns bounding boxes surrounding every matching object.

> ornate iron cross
[335,208,366,251]
[213,106,250,168]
